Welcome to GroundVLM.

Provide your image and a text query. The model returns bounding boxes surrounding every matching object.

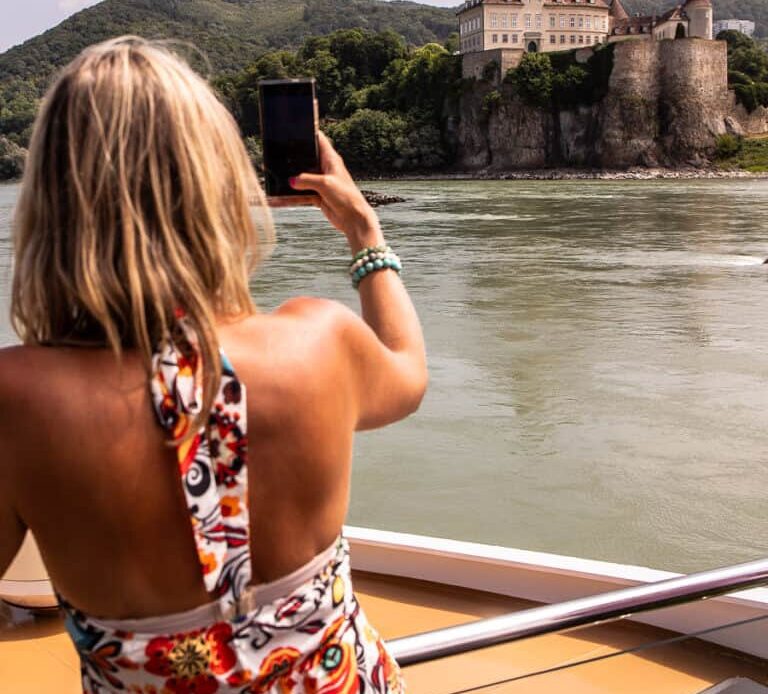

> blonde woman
[0,37,426,692]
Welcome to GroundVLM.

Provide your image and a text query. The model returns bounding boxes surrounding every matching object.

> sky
[0,0,459,54]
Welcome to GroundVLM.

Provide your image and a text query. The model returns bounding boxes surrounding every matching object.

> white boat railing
[388,557,768,667]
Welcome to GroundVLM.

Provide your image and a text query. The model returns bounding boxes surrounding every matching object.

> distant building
[713,19,755,38]
[607,0,713,43]
[458,0,714,79]
[458,0,610,56]
[457,0,611,78]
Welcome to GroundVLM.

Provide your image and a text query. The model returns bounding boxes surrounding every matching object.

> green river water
[1,179,766,573]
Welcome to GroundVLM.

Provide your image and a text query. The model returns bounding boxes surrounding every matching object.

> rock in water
[361,190,407,207]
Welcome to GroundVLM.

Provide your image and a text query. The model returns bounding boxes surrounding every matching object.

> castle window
[550,15,556,28]
[570,34,576,43]
[536,14,542,29]
[512,33,519,43]
[560,34,566,43]
[502,34,509,43]
[493,33,499,43]
[570,16,576,28]
[578,16,584,28]
[491,13,498,28]
[501,14,508,28]
[525,14,532,29]
[586,16,591,29]
[511,15,518,28]
[550,34,556,43]
[560,15,566,28]
[578,34,584,43]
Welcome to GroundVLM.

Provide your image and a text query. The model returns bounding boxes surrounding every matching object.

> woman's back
[1,302,367,619]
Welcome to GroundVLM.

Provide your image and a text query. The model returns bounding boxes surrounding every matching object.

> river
[1,179,767,573]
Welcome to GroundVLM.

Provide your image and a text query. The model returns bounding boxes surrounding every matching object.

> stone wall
[462,48,524,80]
[458,38,760,170]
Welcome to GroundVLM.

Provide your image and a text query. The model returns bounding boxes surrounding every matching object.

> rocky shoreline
[364,167,768,182]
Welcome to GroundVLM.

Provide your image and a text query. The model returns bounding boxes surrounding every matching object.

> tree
[717,29,757,53]
[444,32,460,54]
[325,109,407,170]
[508,53,554,108]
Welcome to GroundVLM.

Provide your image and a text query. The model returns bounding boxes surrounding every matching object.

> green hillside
[0,0,456,149]
[0,0,456,80]
[624,0,767,37]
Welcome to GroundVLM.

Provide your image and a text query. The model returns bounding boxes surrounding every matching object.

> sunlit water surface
[1,179,767,573]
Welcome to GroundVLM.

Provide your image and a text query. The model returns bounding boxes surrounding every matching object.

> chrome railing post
[389,558,768,667]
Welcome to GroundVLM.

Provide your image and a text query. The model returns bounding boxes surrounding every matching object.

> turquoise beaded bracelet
[349,245,402,289]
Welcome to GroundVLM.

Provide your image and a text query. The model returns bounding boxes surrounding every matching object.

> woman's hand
[291,133,384,253]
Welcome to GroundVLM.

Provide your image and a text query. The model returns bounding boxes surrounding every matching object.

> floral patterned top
[59,322,405,693]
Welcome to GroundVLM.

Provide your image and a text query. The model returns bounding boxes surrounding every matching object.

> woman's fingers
[291,173,328,193]
[317,132,345,174]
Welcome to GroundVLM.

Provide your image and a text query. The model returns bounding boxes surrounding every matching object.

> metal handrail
[388,557,768,667]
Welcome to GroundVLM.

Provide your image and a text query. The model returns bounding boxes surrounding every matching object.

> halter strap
[150,321,251,608]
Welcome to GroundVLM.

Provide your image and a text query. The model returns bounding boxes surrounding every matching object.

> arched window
[675,23,686,38]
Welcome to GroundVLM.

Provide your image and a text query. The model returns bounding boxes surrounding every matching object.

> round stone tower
[684,0,713,40]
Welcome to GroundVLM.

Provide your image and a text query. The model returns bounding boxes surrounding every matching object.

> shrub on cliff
[723,32,768,112]
[507,45,614,110]
[0,136,26,180]
[715,134,743,159]
[552,65,590,108]
[507,53,553,108]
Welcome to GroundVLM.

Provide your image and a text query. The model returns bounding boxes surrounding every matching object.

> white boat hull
[3,528,767,660]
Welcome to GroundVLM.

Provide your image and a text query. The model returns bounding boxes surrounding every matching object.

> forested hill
[0,0,456,81]
[624,0,766,37]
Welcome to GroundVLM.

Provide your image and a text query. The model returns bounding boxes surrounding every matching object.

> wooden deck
[0,571,766,692]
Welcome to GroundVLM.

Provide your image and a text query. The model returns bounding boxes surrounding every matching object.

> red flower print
[144,623,236,693]
[207,623,237,675]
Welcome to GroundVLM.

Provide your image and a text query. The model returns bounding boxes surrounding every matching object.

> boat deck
[1,571,766,692]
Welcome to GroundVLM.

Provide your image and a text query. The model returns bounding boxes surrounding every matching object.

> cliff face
[458,39,755,170]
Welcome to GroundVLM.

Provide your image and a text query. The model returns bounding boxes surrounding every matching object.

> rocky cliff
[458,39,761,170]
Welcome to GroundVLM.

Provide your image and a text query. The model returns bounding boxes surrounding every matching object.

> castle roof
[609,0,629,21]
[610,2,689,35]
[611,16,654,34]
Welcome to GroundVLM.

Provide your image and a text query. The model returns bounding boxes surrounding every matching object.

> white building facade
[713,19,756,38]
[458,0,611,56]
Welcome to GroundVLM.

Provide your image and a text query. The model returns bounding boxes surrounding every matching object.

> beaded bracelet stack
[349,245,402,289]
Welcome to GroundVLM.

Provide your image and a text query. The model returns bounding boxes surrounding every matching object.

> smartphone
[258,78,320,204]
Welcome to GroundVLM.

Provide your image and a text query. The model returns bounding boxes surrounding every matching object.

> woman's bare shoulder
[0,345,57,393]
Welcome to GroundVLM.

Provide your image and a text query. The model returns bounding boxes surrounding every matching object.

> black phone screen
[259,79,319,197]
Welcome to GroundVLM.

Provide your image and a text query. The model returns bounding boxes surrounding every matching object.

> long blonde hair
[12,36,273,431]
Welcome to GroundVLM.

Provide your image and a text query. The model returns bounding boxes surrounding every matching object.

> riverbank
[4,166,768,187]
[364,167,768,182]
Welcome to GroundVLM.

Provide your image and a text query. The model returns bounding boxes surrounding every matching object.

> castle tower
[684,0,713,39]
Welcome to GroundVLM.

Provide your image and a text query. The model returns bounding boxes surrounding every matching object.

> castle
[458,0,714,79]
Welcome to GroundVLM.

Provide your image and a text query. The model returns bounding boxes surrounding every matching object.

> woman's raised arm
[292,133,427,430]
